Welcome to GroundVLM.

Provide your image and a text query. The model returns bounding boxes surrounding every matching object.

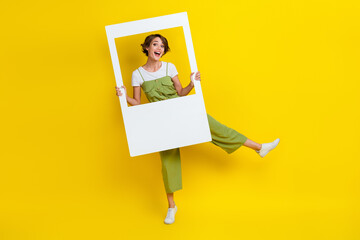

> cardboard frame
[105,12,211,156]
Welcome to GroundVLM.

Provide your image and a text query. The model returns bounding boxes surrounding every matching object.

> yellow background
[1,0,359,239]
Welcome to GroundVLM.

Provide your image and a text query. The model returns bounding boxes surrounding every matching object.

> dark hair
[141,34,170,56]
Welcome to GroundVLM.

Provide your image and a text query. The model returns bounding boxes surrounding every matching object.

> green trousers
[160,114,248,193]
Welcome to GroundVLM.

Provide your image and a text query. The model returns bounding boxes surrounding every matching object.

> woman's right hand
[115,85,141,106]
[115,85,126,96]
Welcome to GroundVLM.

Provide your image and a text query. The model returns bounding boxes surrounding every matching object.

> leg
[207,114,280,157]
[166,193,175,208]
[207,114,248,154]
[160,148,182,193]
[243,139,262,151]
[164,193,178,224]
[160,149,181,224]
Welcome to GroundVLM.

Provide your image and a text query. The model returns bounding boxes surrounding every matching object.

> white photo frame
[106,12,211,157]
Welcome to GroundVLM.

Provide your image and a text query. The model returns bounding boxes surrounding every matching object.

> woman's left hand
[190,71,201,83]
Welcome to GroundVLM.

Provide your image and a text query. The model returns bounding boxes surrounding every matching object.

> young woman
[115,34,280,225]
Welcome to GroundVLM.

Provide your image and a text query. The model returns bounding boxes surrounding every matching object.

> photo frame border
[105,12,211,156]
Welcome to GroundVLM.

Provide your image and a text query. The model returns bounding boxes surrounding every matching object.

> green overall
[138,63,248,193]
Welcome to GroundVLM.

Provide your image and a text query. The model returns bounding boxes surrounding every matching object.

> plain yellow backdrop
[1,0,359,239]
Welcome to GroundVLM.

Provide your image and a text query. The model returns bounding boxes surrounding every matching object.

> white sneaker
[164,205,177,224]
[256,138,280,157]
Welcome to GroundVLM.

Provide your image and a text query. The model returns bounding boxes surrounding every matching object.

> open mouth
[154,52,161,57]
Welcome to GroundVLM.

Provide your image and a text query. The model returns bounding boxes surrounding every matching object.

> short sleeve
[168,62,178,78]
[131,70,143,86]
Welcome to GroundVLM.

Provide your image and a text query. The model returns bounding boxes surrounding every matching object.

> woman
[115,34,280,224]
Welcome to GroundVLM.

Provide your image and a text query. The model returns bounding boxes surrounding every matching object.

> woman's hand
[190,71,201,83]
[115,85,141,106]
[115,85,126,97]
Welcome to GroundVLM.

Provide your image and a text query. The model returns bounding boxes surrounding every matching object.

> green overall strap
[137,68,145,84]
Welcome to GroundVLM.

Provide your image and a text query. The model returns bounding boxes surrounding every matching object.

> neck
[143,58,162,72]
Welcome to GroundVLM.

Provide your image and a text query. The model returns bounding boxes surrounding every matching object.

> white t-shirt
[131,61,178,86]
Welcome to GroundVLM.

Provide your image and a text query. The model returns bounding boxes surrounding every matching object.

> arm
[172,71,201,96]
[115,85,141,106]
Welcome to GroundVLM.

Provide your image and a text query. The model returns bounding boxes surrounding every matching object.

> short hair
[141,34,170,56]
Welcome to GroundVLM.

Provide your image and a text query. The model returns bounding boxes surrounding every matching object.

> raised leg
[243,139,262,151]
[207,114,279,156]
[208,114,248,154]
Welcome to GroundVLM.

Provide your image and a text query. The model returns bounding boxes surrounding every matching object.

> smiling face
[141,34,170,58]
[146,37,165,61]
